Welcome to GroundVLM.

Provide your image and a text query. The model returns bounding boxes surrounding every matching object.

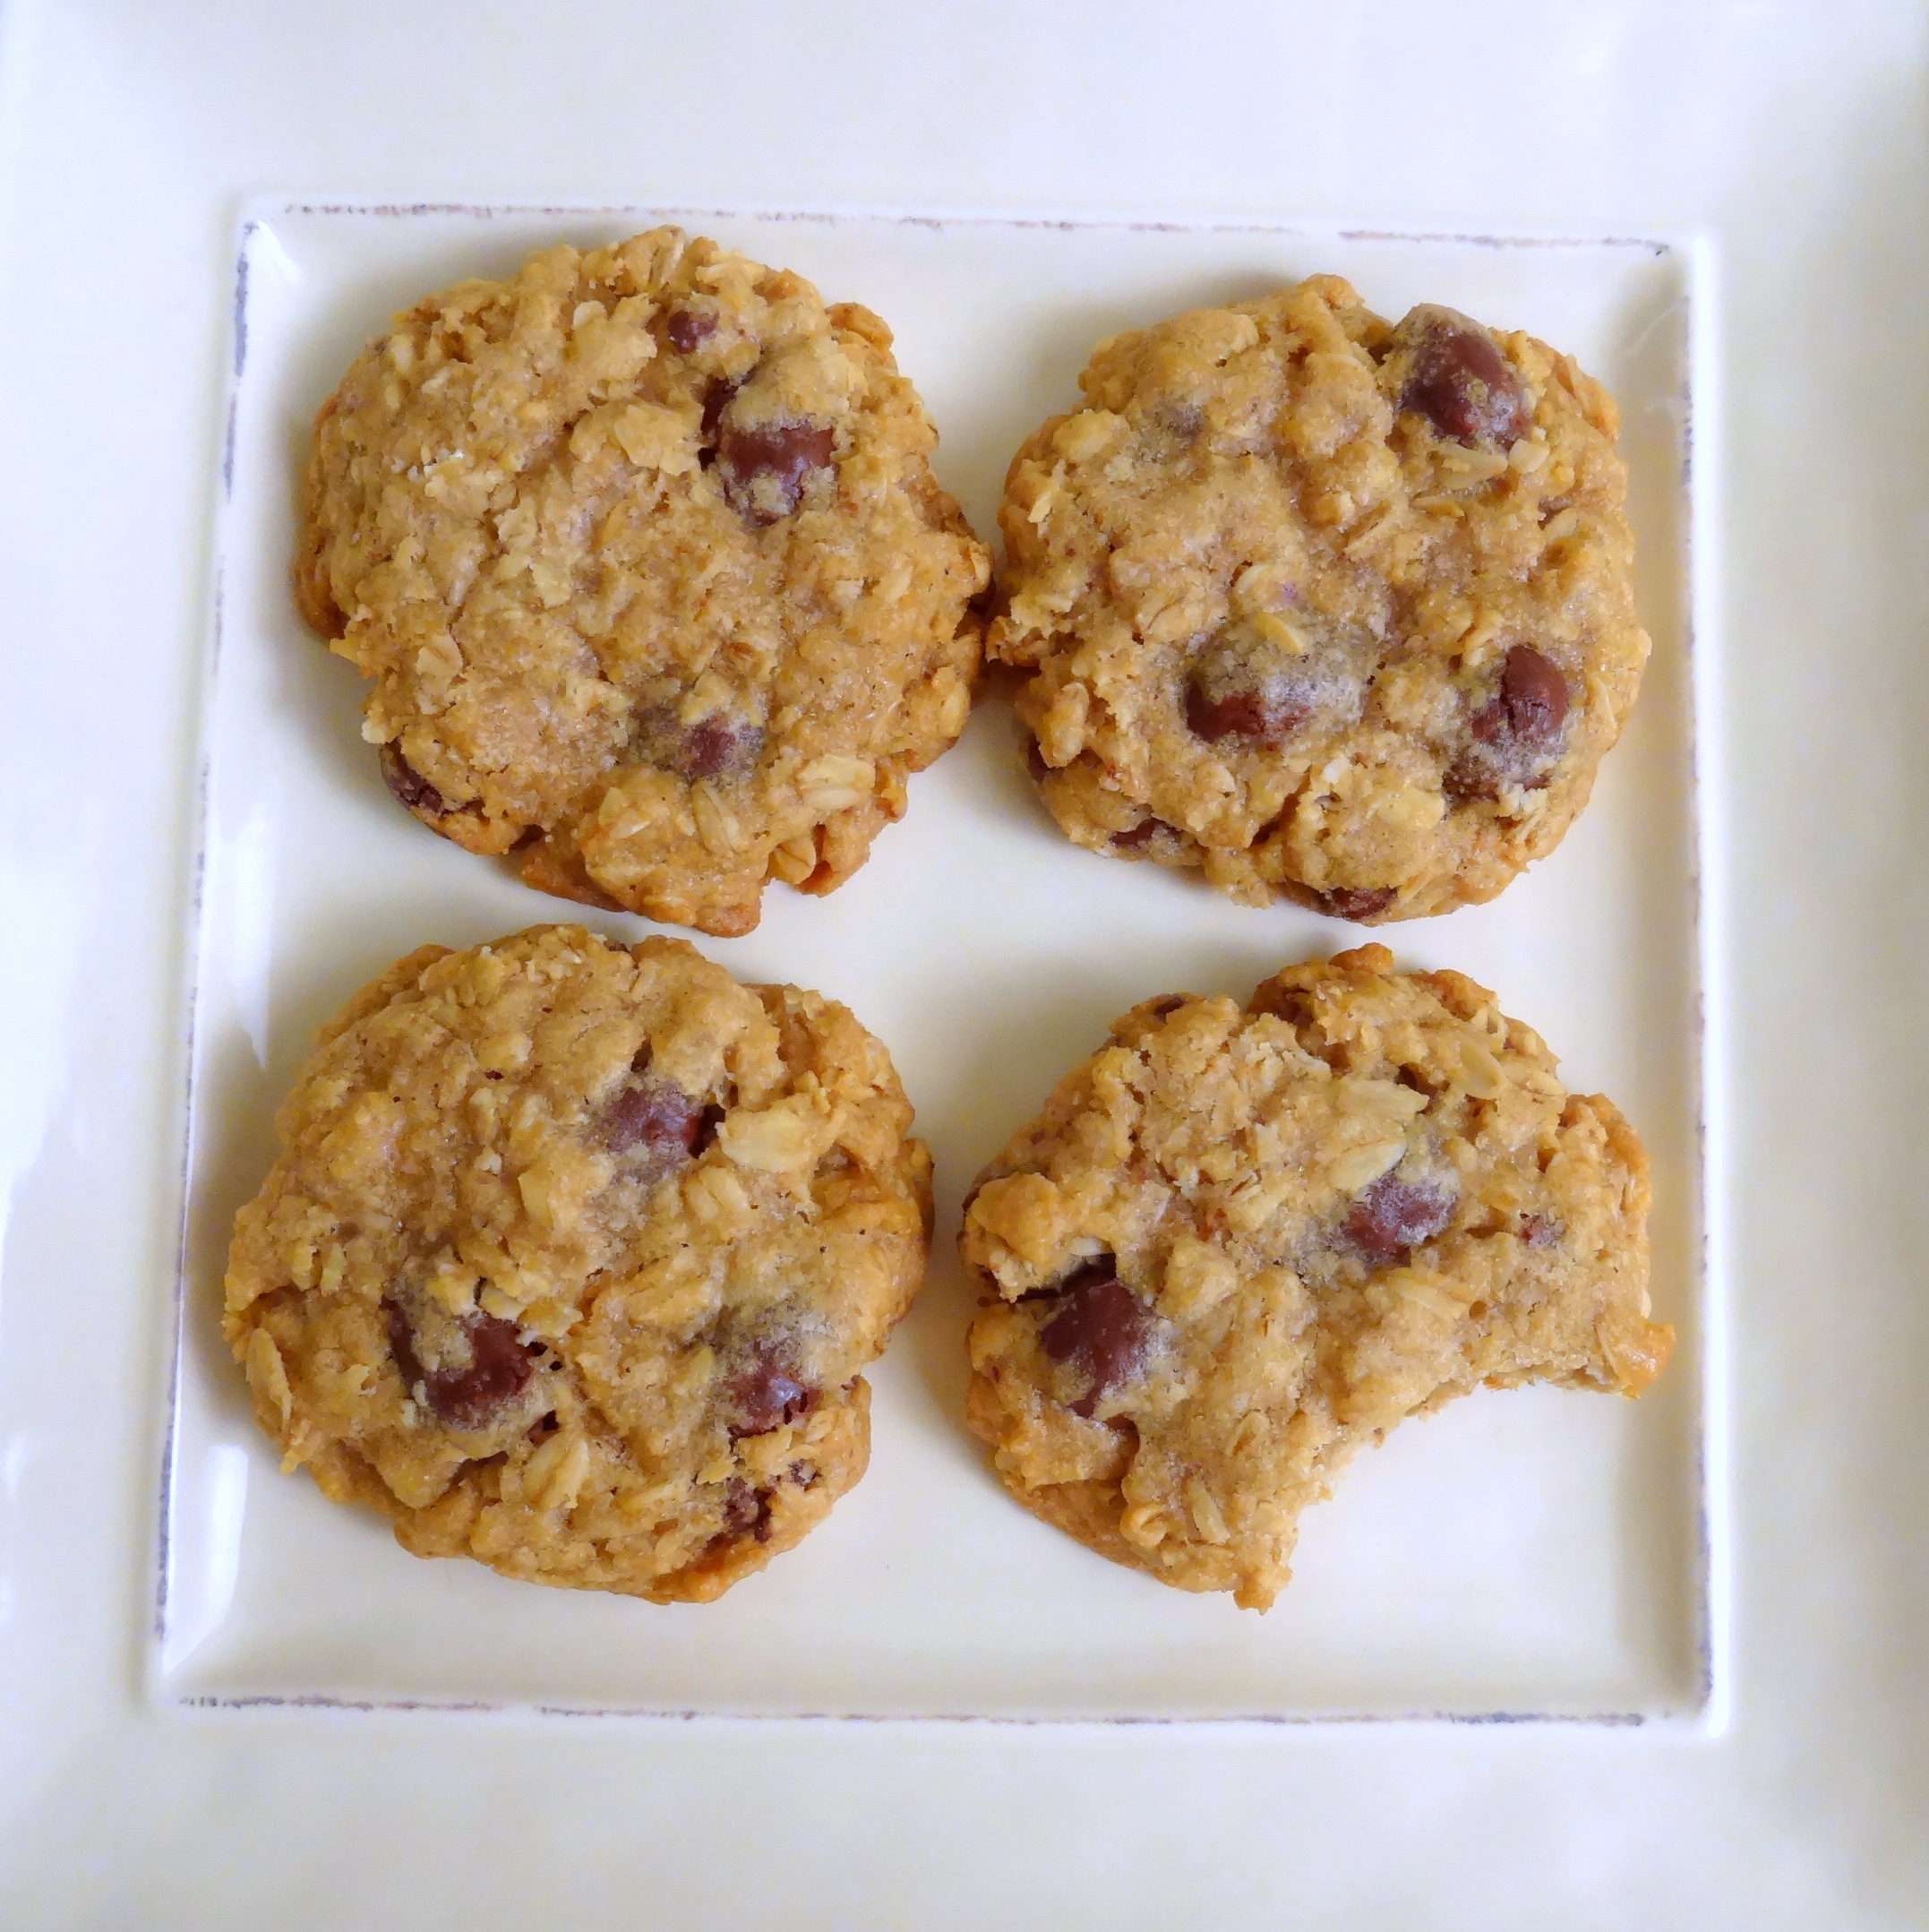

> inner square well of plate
[156,202,1713,1721]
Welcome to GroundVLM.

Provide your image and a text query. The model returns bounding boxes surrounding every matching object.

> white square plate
[156,202,1712,1721]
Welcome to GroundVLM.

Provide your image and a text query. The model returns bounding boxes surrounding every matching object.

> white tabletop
[0,3,1922,1925]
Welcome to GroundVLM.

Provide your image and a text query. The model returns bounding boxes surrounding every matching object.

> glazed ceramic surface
[159,206,1709,1721]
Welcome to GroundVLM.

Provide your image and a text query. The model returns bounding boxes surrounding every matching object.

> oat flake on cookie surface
[224,925,931,1601]
[990,276,1649,922]
[297,228,990,937]
[961,945,1670,1610]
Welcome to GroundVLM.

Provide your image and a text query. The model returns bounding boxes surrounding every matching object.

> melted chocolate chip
[386,1301,534,1428]
[727,1352,817,1438]
[604,1050,706,1171]
[1183,616,1365,753]
[720,1479,776,1543]
[380,743,448,818]
[664,308,716,354]
[1450,646,1571,802]
[696,377,741,468]
[699,378,739,442]
[1036,1261,1158,1419]
[1475,645,1569,750]
[678,715,763,782]
[1343,1173,1457,1266]
[1400,315,1530,449]
[1441,752,1497,803]
[718,418,836,525]
[1185,681,1310,747]
[789,1459,819,1489]
[1316,886,1395,922]
[1153,400,1204,442]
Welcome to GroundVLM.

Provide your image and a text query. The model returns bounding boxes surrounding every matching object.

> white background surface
[0,0,1923,1923]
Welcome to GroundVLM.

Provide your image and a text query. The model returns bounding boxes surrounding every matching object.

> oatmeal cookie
[298,228,990,937]
[961,945,1669,1610]
[225,925,931,1601]
[990,277,1648,921]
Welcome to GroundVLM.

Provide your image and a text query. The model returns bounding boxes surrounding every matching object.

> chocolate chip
[1442,752,1498,803]
[717,418,836,525]
[1185,681,1310,746]
[1479,645,1569,750]
[1399,313,1530,449]
[1342,1173,1457,1266]
[380,743,447,818]
[789,1460,819,1489]
[727,1351,817,1438]
[1154,401,1204,442]
[604,1049,706,1171]
[677,715,763,782]
[699,378,739,442]
[386,1301,534,1428]
[1183,617,1366,752]
[665,308,716,353]
[1316,887,1394,922]
[696,377,741,468]
[719,1479,776,1543]
[1450,646,1571,802]
[1036,1260,1159,1419]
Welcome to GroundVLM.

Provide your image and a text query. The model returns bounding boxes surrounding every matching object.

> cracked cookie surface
[961,944,1669,1610]
[225,924,931,1601]
[298,227,990,937]
[990,277,1648,922]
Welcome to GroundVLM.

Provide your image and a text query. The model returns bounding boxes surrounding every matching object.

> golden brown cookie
[961,945,1670,1610]
[298,228,990,937]
[990,277,1648,922]
[225,925,931,1601]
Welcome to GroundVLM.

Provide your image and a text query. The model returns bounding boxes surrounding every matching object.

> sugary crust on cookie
[298,228,990,937]
[960,945,1669,1610]
[990,276,1648,921]
[224,924,931,1601]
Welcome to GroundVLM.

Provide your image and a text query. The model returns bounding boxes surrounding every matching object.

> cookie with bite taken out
[961,945,1669,1609]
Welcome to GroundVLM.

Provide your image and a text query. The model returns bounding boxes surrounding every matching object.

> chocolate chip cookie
[225,924,931,1601]
[298,228,990,937]
[961,945,1669,1610]
[990,277,1648,921]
